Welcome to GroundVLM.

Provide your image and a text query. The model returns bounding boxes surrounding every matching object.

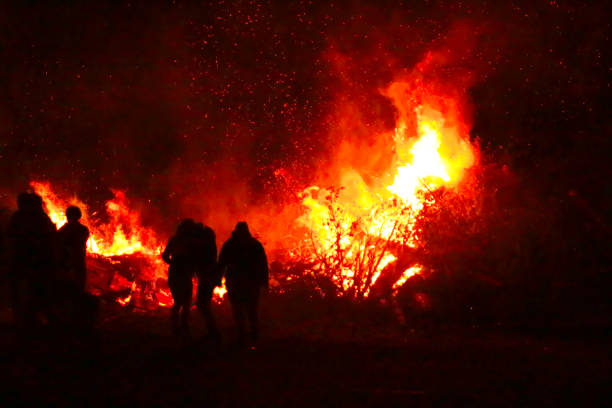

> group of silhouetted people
[6,191,269,347]
[162,219,269,346]
[6,192,96,337]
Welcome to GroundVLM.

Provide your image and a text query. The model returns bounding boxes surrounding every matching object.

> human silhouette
[162,219,197,334]
[7,192,57,331]
[218,222,268,346]
[194,222,221,340]
[57,206,90,292]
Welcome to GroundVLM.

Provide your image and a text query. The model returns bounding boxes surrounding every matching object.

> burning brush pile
[283,74,481,302]
[30,57,483,312]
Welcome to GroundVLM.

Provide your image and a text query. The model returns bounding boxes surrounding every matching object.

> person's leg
[26,279,44,328]
[41,276,62,328]
[9,276,26,330]
[180,278,193,333]
[76,264,87,293]
[197,283,219,337]
[230,293,247,345]
[171,304,180,334]
[180,304,190,332]
[247,286,260,343]
[169,273,181,334]
[202,301,219,337]
[12,278,32,343]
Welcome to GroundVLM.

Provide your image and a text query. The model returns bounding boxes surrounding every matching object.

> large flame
[32,182,164,259]
[28,72,478,304]
[295,78,478,299]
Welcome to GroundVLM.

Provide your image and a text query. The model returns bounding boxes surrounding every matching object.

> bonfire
[30,55,480,308]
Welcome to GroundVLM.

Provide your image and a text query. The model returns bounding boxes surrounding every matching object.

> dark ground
[0,294,610,407]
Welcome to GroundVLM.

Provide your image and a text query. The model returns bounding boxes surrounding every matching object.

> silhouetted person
[57,206,90,292]
[7,192,57,332]
[219,222,268,346]
[162,219,197,334]
[194,222,221,340]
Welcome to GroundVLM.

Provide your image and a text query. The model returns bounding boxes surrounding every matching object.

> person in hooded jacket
[194,222,221,340]
[57,206,89,293]
[218,222,268,345]
[162,219,197,334]
[7,192,57,331]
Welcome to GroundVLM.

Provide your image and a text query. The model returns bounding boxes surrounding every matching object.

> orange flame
[30,181,226,307]
[295,79,477,298]
[117,281,137,306]
[392,265,422,292]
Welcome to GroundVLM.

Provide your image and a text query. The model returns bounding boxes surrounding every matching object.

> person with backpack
[194,222,221,341]
[218,222,268,346]
[162,219,198,335]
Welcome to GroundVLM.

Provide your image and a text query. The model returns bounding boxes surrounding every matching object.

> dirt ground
[1,294,610,407]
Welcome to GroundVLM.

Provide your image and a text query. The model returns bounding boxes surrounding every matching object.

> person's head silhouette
[177,218,195,236]
[30,193,44,212]
[17,192,30,211]
[233,221,251,239]
[66,206,82,223]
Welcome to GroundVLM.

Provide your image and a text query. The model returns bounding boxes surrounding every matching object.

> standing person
[194,223,221,341]
[219,222,268,346]
[162,219,197,335]
[7,192,57,332]
[57,206,90,292]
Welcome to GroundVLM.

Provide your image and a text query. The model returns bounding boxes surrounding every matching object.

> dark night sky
[0,0,609,234]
